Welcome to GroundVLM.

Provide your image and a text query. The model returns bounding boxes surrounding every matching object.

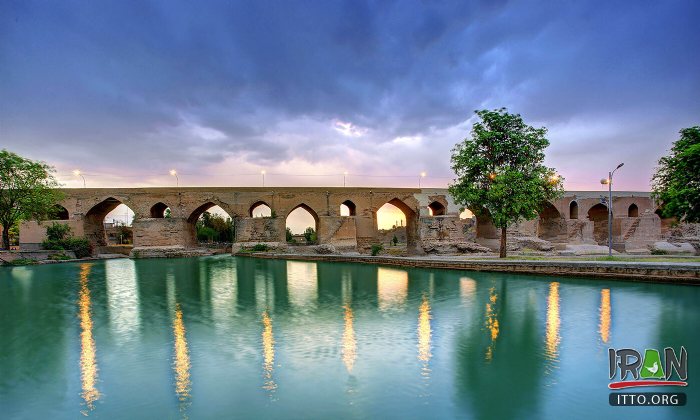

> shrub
[392,235,399,246]
[251,243,270,252]
[46,222,71,241]
[8,258,38,266]
[286,227,293,242]
[651,249,668,255]
[42,237,92,258]
[371,244,383,256]
[63,238,92,258]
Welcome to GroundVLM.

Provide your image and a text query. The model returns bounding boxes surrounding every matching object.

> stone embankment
[238,252,700,284]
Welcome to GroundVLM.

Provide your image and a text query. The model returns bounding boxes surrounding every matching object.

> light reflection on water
[545,282,561,361]
[599,289,611,343]
[0,256,698,419]
[78,263,100,413]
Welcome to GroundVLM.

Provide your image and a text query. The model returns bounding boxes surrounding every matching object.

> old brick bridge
[19,187,662,254]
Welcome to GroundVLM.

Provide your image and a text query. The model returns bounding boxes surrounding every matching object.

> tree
[304,227,317,244]
[286,227,294,242]
[449,109,564,258]
[652,126,700,223]
[0,150,63,250]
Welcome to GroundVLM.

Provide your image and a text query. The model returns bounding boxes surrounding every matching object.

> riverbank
[237,252,700,284]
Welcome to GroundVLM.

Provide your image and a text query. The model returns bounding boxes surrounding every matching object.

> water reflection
[377,267,408,311]
[342,305,357,374]
[460,277,476,305]
[287,261,318,309]
[78,263,100,413]
[261,310,277,392]
[172,304,191,403]
[545,282,561,361]
[599,289,611,343]
[105,260,140,344]
[484,286,500,361]
[417,295,432,377]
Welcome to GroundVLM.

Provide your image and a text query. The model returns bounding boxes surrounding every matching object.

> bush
[46,222,71,241]
[8,258,38,266]
[251,243,270,252]
[42,237,92,258]
[371,244,383,256]
[392,235,399,246]
[651,249,668,255]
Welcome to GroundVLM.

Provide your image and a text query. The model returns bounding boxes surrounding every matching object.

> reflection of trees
[455,279,544,419]
[0,265,72,407]
[655,285,700,360]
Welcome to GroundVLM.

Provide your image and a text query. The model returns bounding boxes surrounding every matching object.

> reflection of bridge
[19,187,660,254]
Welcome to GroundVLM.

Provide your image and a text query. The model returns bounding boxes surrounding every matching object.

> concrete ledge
[236,253,700,284]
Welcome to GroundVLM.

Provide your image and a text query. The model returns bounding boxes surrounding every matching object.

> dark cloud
[0,0,698,189]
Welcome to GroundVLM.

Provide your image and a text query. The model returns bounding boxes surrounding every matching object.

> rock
[507,236,555,252]
[563,244,618,255]
[649,241,696,255]
[313,244,337,254]
[130,246,214,259]
[422,240,491,254]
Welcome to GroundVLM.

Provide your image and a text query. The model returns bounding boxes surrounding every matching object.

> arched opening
[286,204,319,245]
[150,202,170,218]
[569,201,578,219]
[340,200,356,216]
[250,201,272,218]
[428,201,446,216]
[538,202,565,241]
[84,198,135,248]
[51,205,70,220]
[188,203,234,244]
[587,203,609,245]
[376,198,418,252]
[628,204,639,218]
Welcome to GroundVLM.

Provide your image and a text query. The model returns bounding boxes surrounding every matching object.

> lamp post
[169,169,179,187]
[600,163,624,256]
[343,171,348,187]
[419,172,426,188]
[261,170,266,187]
[73,169,86,188]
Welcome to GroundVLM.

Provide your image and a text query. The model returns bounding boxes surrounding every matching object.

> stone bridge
[18,187,662,254]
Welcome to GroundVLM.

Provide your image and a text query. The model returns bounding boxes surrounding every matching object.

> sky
[2,0,699,198]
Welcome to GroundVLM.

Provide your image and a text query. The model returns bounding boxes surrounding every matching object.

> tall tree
[651,126,700,223]
[449,109,564,257]
[0,150,63,250]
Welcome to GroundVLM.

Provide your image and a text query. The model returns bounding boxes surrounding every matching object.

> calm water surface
[1,256,698,419]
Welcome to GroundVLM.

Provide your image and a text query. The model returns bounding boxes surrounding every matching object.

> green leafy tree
[196,211,234,243]
[0,150,63,250]
[164,208,172,218]
[449,109,564,257]
[46,222,71,241]
[304,227,317,244]
[392,234,399,246]
[652,126,700,223]
[286,227,294,242]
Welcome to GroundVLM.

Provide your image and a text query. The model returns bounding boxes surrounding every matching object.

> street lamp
[343,171,348,187]
[73,169,86,188]
[419,172,427,188]
[169,169,179,187]
[600,162,624,256]
[261,170,266,187]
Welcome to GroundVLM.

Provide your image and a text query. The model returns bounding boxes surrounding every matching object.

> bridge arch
[150,202,171,218]
[428,201,446,216]
[84,197,135,247]
[187,202,235,244]
[628,203,639,217]
[250,201,272,218]
[340,200,356,216]
[285,203,320,244]
[587,203,609,245]
[375,197,418,253]
[538,202,565,241]
[569,201,578,219]
[52,204,70,220]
